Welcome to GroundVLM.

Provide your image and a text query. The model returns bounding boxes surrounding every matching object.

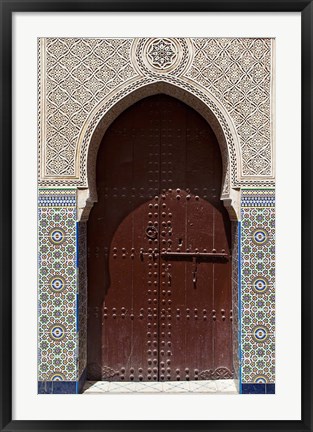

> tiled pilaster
[240,189,275,394]
[231,222,240,384]
[38,188,85,393]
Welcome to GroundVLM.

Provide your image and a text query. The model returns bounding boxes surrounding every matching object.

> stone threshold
[83,379,238,394]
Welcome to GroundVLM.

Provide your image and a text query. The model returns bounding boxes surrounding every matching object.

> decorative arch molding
[76,77,242,222]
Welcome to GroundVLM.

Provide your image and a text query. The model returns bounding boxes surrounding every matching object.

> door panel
[87,95,232,381]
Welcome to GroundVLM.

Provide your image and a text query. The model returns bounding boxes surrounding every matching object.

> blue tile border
[38,195,76,207]
[38,369,87,394]
[241,383,275,394]
[38,381,77,394]
[241,197,275,207]
[76,221,79,268]
[266,384,275,394]
[242,383,265,394]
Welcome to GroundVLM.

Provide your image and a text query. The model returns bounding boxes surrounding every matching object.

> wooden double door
[87,95,233,382]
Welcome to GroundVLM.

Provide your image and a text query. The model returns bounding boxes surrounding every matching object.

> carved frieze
[38,37,274,189]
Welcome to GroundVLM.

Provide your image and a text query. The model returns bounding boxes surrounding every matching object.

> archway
[76,79,241,223]
[86,94,233,382]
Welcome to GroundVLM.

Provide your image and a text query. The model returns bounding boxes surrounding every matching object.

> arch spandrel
[39,37,274,190]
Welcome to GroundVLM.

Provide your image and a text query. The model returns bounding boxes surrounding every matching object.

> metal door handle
[161,251,229,260]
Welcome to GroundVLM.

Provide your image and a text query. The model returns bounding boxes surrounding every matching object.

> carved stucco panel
[185,38,273,178]
[39,37,274,189]
[39,38,138,179]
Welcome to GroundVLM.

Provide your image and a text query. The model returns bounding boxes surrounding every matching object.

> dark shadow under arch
[81,80,238,211]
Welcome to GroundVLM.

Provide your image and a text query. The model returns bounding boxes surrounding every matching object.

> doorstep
[83,379,238,394]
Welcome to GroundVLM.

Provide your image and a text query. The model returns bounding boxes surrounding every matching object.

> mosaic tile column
[240,189,275,394]
[77,221,87,383]
[38,188,86,393]
[231,222,240,386]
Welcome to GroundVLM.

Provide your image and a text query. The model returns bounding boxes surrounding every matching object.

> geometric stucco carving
[186,38,274,178]
[38,37,274,194]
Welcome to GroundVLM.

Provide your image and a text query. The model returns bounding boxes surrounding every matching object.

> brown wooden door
[87,95,233,382]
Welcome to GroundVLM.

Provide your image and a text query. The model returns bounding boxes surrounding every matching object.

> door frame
[77,81,242,389]
[86,92,234,380]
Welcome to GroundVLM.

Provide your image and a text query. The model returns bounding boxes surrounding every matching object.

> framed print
[1,1,311,431]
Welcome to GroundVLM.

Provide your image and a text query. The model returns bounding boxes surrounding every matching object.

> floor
[83,379,238,394]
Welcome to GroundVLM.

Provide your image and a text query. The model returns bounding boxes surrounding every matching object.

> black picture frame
[1,1,311,431]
